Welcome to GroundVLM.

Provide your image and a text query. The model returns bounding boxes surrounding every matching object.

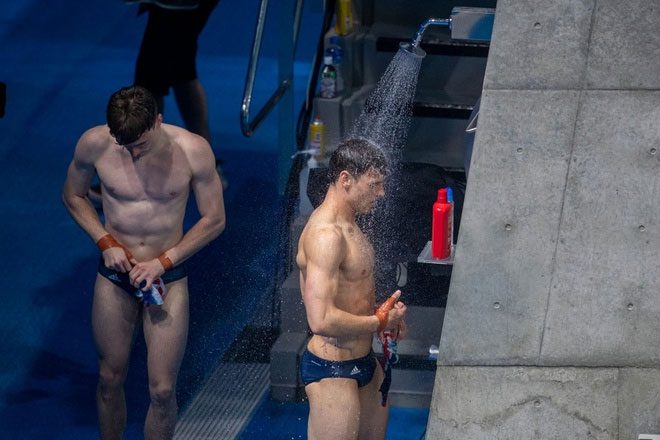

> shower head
[399,41,427,58]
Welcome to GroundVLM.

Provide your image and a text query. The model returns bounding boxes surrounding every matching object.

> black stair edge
[377,37,490,57]
[412,102,473,119]
[390,355,438,371]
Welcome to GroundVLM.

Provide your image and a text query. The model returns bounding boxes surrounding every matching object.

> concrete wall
[427,0,660,437]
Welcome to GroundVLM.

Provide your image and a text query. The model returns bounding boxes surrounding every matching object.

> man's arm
[62,129,133,272]
[302,226,380,338]
[127,136,225,290]
[163,137,225,265]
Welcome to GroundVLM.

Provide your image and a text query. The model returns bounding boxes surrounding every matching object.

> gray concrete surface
[428,0,660,437]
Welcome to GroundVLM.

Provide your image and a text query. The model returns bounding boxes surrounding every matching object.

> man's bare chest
[341,227,375,281]
[98,159,190,203]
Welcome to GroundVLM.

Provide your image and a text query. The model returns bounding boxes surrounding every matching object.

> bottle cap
[437,188,447,203]
[447,187,453,203]
[323,55,333,65]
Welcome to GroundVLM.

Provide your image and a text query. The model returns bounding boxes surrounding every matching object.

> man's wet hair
[106,85,158,146]
[328,138,389,183]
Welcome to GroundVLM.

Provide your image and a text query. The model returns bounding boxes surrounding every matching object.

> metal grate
[174,362,269,439]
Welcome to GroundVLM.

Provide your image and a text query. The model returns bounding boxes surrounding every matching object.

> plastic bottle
[446,187,454,246]
[326,36,344,93]
[335,0,354,36]
[319,55,337,99]
[431,188,451,259]
[309,115,325,158]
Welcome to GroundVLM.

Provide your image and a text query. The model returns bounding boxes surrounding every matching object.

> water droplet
[505,223,512,231]
[650,147,657,155]
[534,400,541,407]
[627,303,634,311]
[639,225,646,232]
[516,147,523,154]
[493,302,501,309]
[349,47,423,160]
[533,22,542,29]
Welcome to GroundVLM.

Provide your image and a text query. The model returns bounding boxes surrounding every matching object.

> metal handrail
[240,0,304,137]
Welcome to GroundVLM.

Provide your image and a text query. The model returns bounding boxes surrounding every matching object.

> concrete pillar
[427,0,660,438]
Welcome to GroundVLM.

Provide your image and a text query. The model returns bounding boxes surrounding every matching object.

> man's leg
[173,79,229,189]
[305,378,361,440]
[143,279,189,440]
[92,275,140,440]
[172,79,210,142]
[358,362,389,440]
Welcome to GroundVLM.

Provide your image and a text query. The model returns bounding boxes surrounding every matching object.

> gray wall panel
[438,90,578,364]
[540,91,660,366]
[618,368,660,438]
[427,366,618,440]
[586,0,660,89]
[428,1,660,436]
[483,0,594,90]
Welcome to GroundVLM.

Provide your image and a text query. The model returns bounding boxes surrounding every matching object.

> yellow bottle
[335,0,354,36]
[309,115,325,158]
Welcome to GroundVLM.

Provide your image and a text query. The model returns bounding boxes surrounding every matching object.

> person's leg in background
[173,79,210,142]
[134,0,227,187]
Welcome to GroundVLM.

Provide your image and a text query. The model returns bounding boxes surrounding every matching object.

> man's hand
[375,290,407,333]
[129,259,165,291]
[385,295,406,333]
[102,247,134,273]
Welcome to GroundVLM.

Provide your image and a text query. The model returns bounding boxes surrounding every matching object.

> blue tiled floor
[239,396,429,440]
[0,1,431,438]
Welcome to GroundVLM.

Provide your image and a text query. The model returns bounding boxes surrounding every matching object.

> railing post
[277,0,296,195]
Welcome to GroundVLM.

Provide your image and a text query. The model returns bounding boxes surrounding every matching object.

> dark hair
[106,85,158,145]
[328,138,389,183]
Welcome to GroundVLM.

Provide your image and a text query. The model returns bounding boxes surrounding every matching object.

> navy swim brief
[97,258,187,296]
[300,348,378,388]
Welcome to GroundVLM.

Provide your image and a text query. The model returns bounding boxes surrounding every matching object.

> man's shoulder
[80,125,111,144]
[303,217,346,254]
[164,124,212,166]
[164,124,208,151]
[75,125,112,158]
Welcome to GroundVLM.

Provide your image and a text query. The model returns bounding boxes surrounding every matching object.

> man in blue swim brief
[296,139,407,440]
[62,86,225,439]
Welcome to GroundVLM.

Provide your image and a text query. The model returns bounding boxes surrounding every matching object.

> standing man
[62,85,225,440]
[296,139,407,440]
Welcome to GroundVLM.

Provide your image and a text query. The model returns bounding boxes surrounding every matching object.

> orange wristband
[158,254,173,271]
[375,309,388,333]
[96,234,121,252]
[375,293,399,333]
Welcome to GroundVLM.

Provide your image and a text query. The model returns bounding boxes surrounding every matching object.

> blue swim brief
[97,258,187,296]
[300,349,378,388]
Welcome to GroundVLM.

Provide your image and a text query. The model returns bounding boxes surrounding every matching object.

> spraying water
[349,43,425,162]
[345,43,426,298]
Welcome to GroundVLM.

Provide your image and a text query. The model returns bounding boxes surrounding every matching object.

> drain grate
[174,362,269,439]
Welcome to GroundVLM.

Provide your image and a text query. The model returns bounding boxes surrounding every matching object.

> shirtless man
[62,85,225,440]
[296,139,407,440]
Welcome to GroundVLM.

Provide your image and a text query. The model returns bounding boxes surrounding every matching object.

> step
[376,36,490,57]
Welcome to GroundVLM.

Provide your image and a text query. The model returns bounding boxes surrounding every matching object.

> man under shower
[296,138,407,440]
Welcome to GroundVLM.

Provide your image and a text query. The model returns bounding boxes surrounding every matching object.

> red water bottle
[431,188,451,259]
